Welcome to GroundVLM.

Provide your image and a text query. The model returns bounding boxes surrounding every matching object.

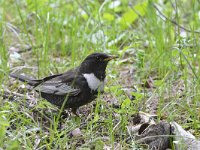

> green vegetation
[0,0,200,149]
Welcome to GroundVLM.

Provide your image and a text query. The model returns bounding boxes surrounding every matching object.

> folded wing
[35,67,81,96]
[35,80,81,96]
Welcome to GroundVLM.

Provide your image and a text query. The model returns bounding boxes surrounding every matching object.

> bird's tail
[9,73,42,86]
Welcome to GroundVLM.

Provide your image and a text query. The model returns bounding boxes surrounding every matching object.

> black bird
[10,53,118,115]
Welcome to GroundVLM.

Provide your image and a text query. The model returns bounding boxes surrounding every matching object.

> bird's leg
[58,110,68,130]
[71,108,79,117]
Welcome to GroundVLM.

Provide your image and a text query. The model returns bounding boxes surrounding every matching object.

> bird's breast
[83,73,105,92]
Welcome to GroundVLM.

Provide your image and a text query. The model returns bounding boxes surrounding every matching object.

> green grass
[1,0,200,149]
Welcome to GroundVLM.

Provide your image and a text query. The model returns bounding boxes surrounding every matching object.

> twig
[75,0,92,19]
[153,3,200,34]
[2,88,34,101]
[17,44,43,53]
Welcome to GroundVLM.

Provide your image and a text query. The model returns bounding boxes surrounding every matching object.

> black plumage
[10,53,117,115]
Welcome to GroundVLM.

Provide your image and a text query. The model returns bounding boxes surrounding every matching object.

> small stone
[71,128,82,137]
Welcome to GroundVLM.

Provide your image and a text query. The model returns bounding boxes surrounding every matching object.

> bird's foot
[60,111,69,119]
[71,108,80,117]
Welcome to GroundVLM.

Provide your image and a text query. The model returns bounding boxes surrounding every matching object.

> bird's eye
[96,57,101,61]
[96,56,103,61]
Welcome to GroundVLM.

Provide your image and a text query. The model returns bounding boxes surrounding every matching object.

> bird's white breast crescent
[83,73,104,91]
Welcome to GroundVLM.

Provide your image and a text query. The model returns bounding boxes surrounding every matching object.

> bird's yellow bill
[104,55,118,61]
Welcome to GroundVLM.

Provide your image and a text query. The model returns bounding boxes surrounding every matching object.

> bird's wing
[35,81,81,96]
[35,69,81,96]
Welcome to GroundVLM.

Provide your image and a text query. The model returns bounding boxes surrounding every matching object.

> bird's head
[79,52,118,80]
